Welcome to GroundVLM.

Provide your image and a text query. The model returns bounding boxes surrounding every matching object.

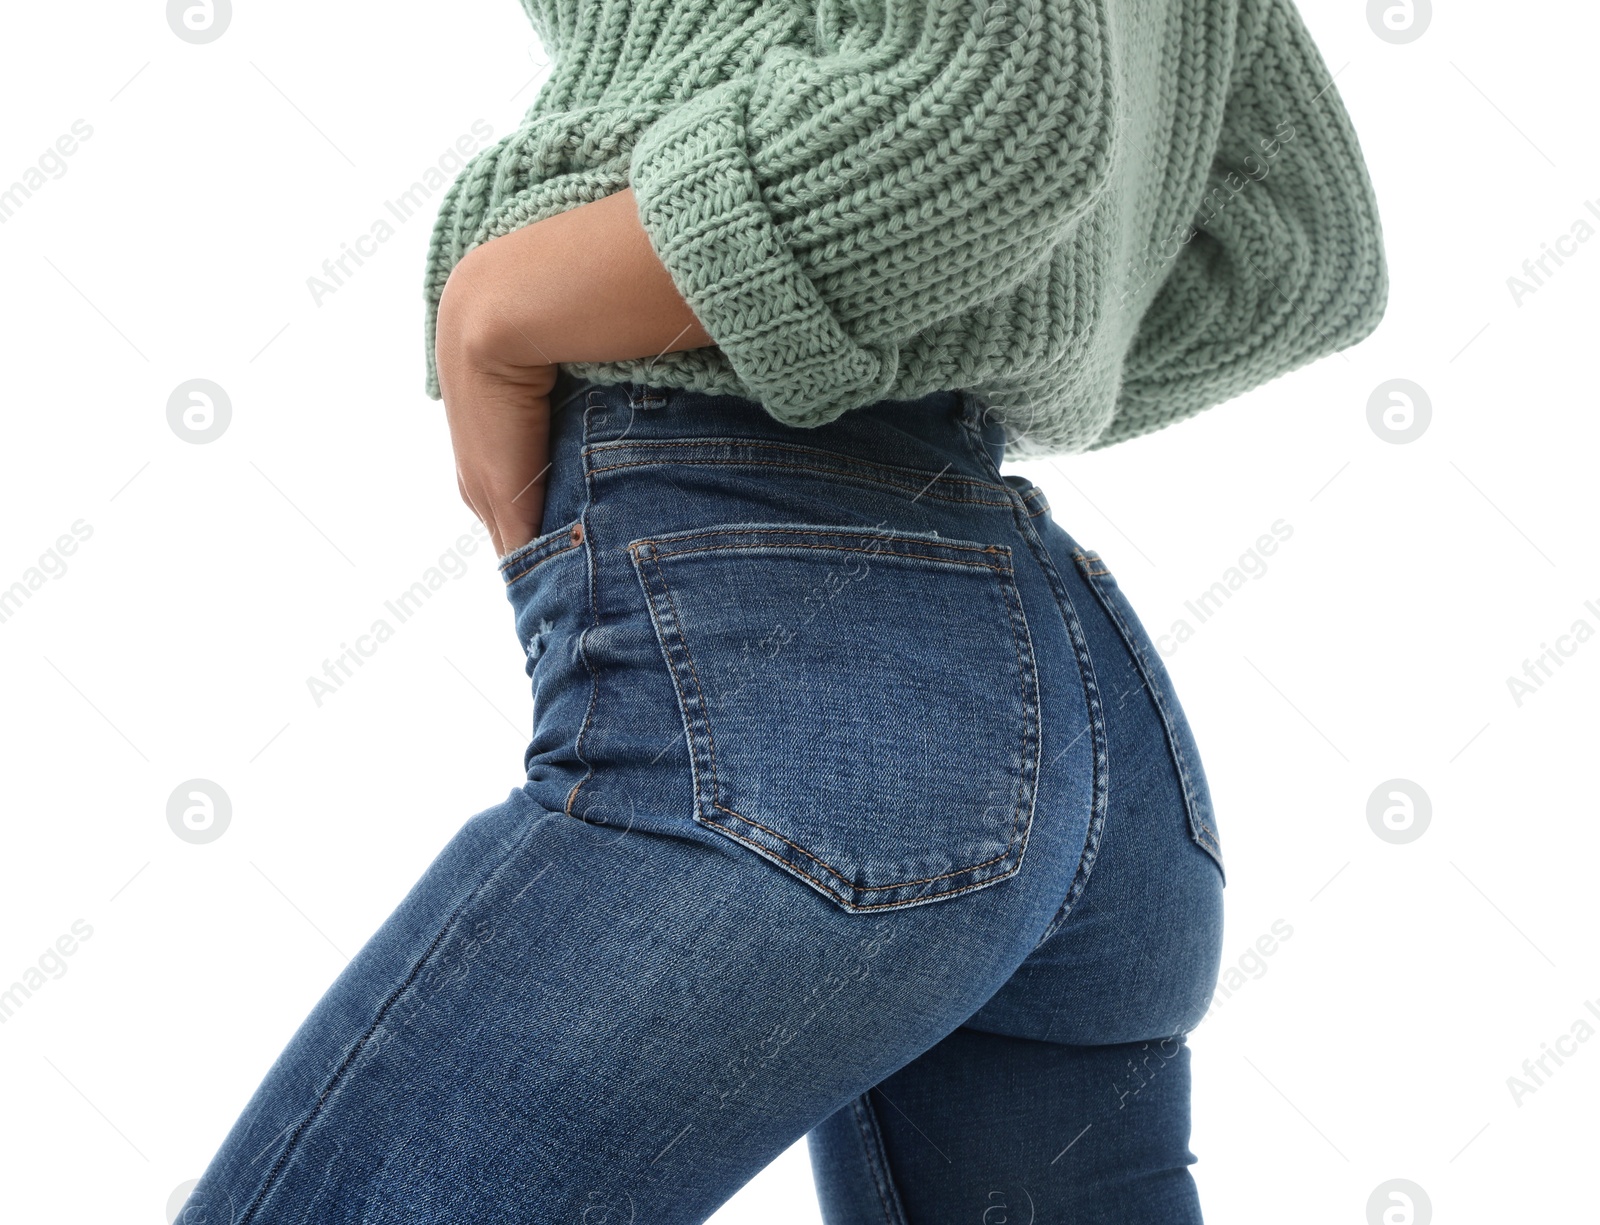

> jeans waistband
[548,370,1007,483]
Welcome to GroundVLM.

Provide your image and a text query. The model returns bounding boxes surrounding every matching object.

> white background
[1,1,1595,1221]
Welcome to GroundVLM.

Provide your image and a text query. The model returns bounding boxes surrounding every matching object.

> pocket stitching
[1070,549,1224,869]
[500,518,585,585]
[707,802,1020,896]
[698,813,1028,908]
[637,546,719,825]
[638,524,1013,566]
[631,529,1041,910]
[653,542,1011,572]
[503,541,581,585]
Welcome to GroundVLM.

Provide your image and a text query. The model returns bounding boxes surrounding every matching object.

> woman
[179,0,1385,1219]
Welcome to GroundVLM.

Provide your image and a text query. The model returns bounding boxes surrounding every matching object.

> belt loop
[583,386,611,446]
[958,390,1008,477]
[627,380,670,410]
[958,389,986,432]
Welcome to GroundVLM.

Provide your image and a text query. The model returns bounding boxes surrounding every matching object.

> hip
[498,370,1221,1018]
[503,373,1088,923]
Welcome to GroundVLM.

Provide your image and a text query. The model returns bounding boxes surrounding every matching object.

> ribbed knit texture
[422,0,1387,457]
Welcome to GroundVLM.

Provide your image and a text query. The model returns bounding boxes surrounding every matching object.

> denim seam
[1069,550,1224,870]
[582,434,1000,478]
[630,549,710,825]
[1005,480,1052,519]
[561,404,605,818]
[701,816,1029,909]
[638,545,721,812]
[584,440,1005,480]
[583,437,1010,496]
[994,548,1044,891]
[631,534,1040,911]
[233,807,548,1225]
[852,1092,911,1225]
[635,524,1010,559]
[1072,548,1218,863]
[955,393,1110,949]
[1020,565,1109,943]
[500,527,584,585]
[649,542,1011,572]
[588,454,1013,507]
[710,801,1017,892]
[627,384,668,408]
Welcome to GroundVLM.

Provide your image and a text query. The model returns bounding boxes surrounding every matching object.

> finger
[437,357,554,560]
[470,485,509,558]
[457,473,481,520]
[457,475,500,554]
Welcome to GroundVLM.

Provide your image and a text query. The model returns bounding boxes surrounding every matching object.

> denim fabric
[178,372,1225,1224]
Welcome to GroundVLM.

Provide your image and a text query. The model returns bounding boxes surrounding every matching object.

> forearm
[435,187,714,373]
[433,187,713,558]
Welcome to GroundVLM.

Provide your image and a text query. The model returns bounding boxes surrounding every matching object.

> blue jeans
[180,374,1226,1224]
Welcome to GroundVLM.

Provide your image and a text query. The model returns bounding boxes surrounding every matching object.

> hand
[432,188,715,556]
[435,263,558,557]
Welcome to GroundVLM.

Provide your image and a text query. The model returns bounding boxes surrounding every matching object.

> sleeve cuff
[627,80,901,428]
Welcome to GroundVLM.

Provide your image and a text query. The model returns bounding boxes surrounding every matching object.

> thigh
[177,793,1070,1225]
[807,1026,1203,1225]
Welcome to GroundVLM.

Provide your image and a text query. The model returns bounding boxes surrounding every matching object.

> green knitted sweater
[422,0,1387,457]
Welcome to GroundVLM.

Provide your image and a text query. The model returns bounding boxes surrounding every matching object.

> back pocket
[628,524,1042,911]
[1069,547,1225,881]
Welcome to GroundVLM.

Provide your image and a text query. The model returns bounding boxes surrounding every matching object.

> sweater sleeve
[626,0,1116,428]
[1099,0,1389,448]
